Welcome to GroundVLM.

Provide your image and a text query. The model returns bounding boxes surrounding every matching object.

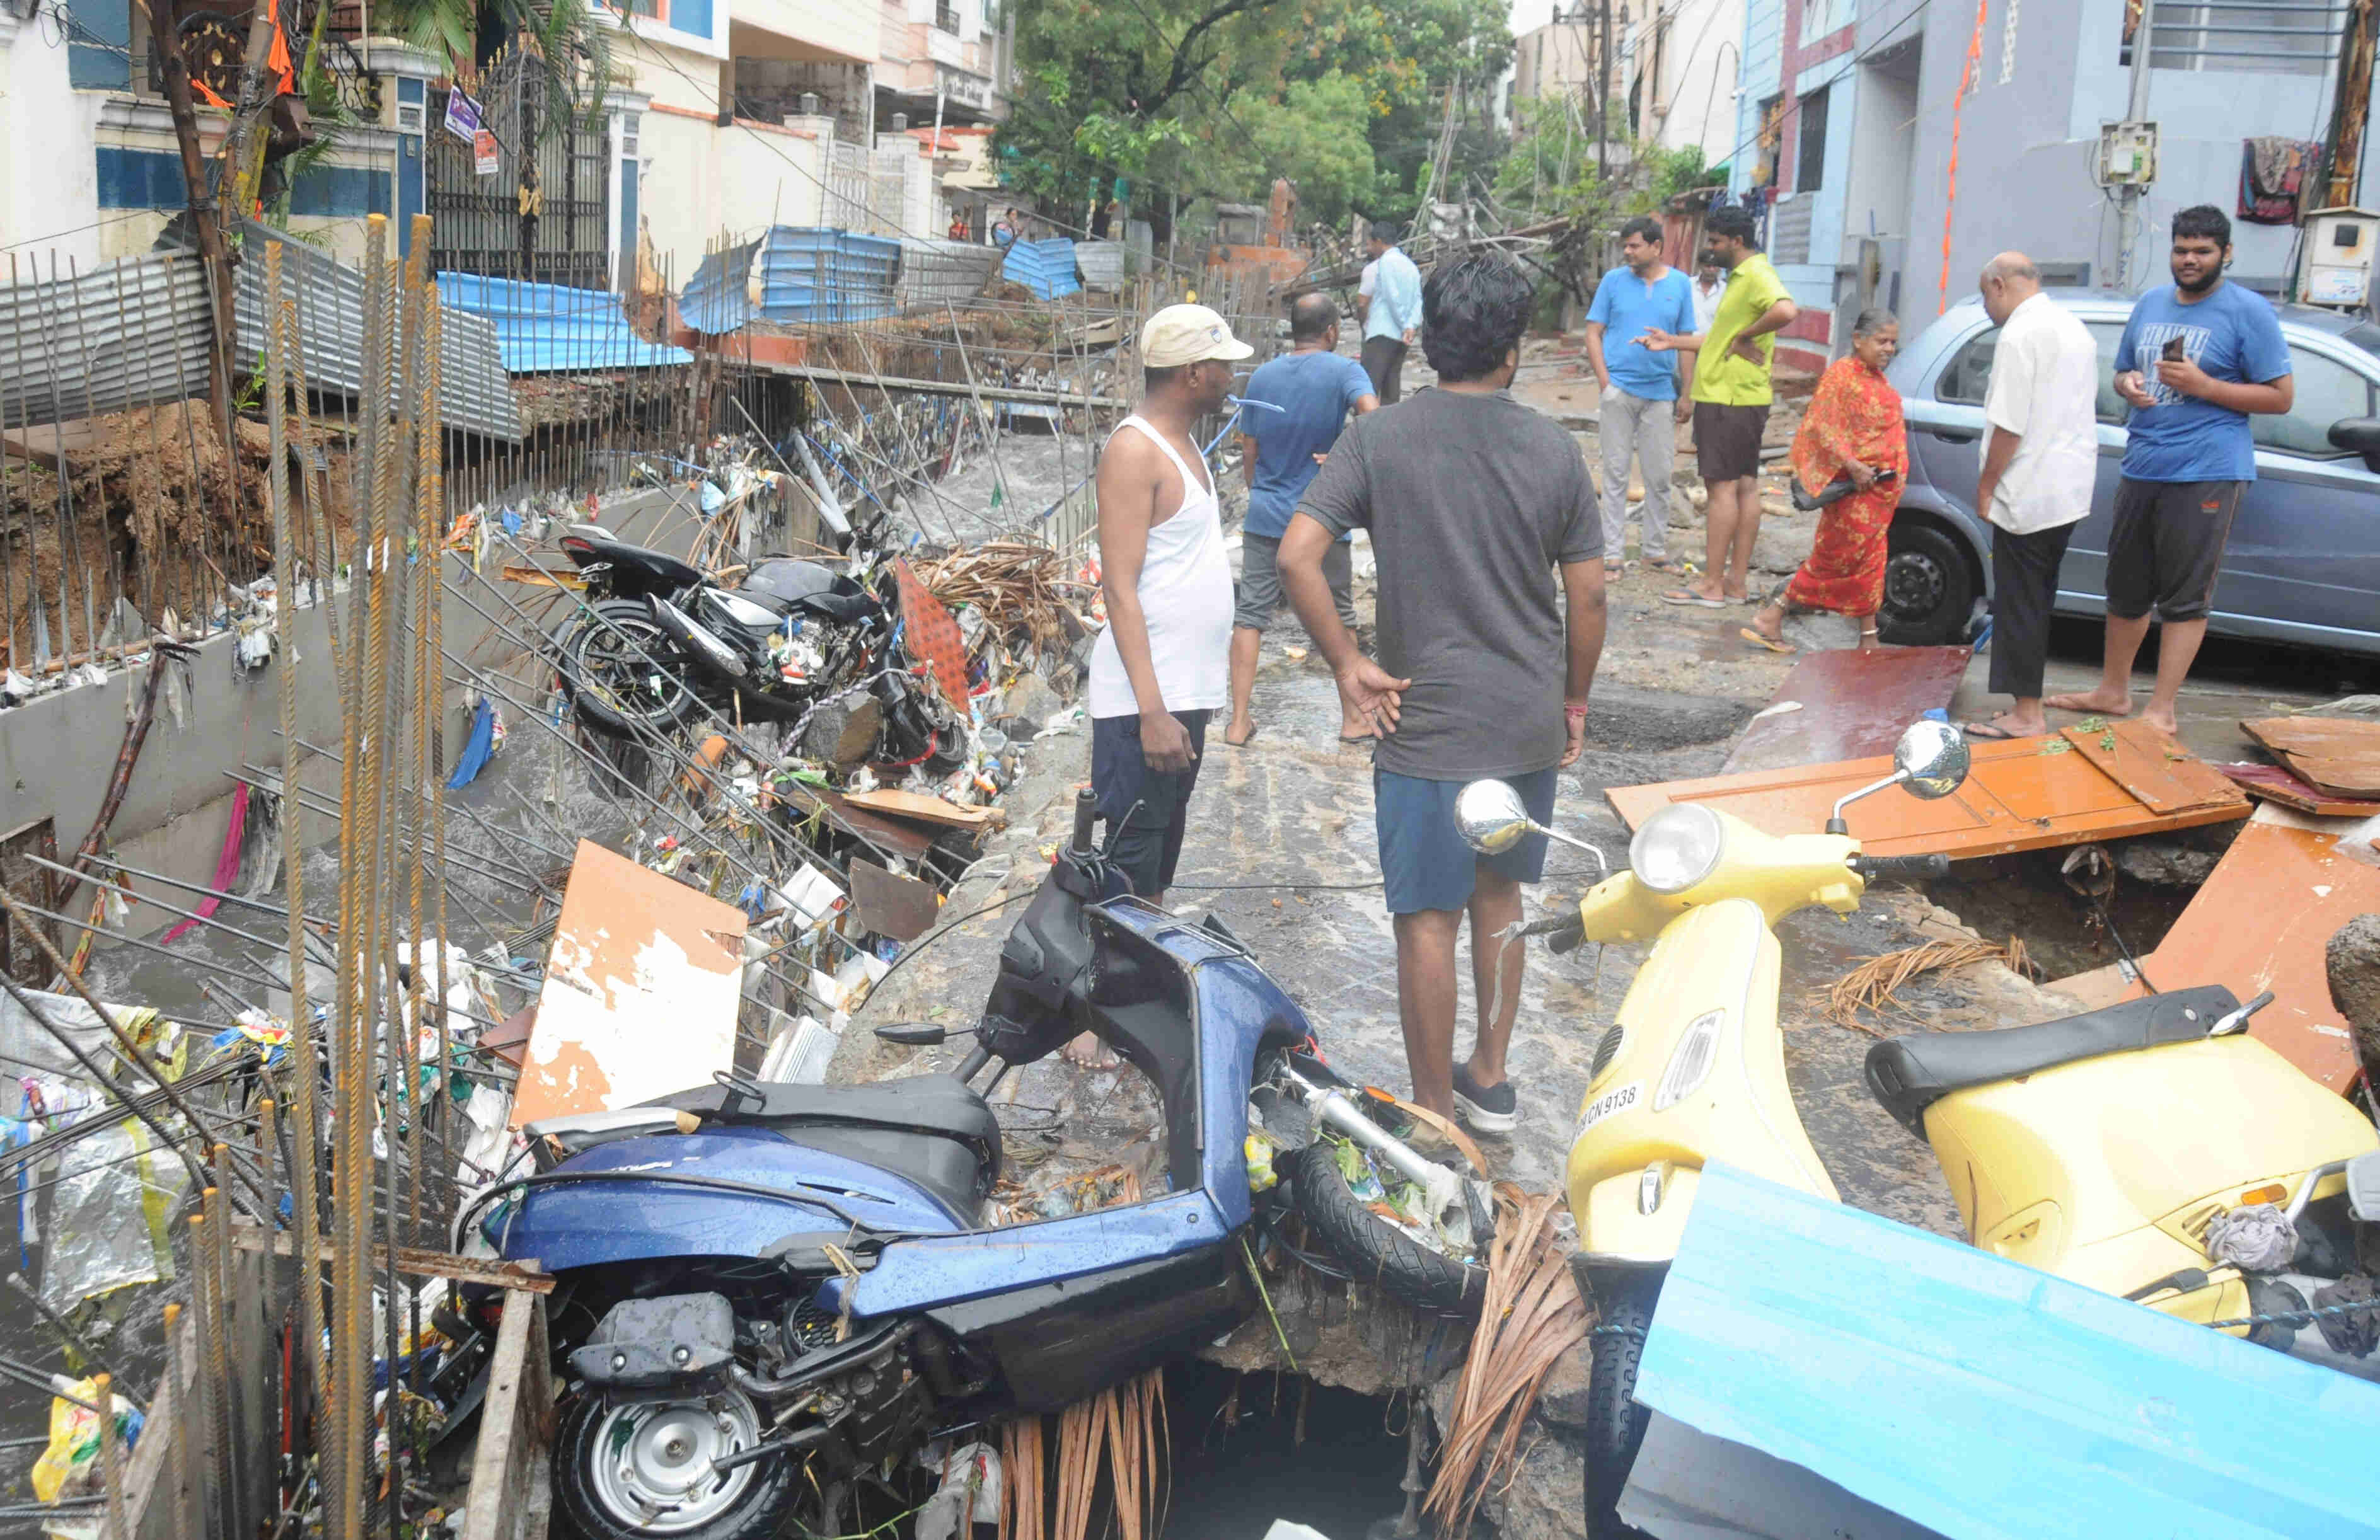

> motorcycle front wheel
[560,599,703,738]
[1583,1271,1660,1540]
[1283,1143,1487,1318]
[553,1386,795,1540]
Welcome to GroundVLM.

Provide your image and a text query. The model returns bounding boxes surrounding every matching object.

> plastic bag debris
[30,1374,142,1537]
[913,1441,1001,1540]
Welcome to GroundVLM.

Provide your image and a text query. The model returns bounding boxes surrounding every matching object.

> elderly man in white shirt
[1967,252,2101,740]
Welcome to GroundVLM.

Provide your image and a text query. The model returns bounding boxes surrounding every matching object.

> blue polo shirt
[1586,266,1695,400]
[1242,349,1375,539]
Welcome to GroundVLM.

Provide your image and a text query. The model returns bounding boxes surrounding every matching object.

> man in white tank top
[1085,304,1247,904]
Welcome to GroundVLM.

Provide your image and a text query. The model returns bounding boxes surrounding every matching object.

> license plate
[1577,1080,1642,1137]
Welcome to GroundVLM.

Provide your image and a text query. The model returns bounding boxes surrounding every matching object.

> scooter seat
[648,1074,1000,1218]
[1864,984,2239,1135]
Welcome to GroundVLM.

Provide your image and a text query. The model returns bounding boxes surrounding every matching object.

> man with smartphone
[2046,205,2292,734]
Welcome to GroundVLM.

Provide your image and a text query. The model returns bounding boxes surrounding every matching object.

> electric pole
[1597,0,1613,188]
[2112,0,2158,290]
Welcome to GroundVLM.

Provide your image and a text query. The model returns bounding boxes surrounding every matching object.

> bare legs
[2044,612,2204,733]
[1392,867,1525,1119]
[1684,476,1760,602]
[1225,627,1262,745]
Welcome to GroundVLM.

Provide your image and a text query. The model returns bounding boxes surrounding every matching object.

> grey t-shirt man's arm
[1295,388,1601,781]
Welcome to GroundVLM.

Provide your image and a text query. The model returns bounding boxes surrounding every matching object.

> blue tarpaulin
[1000,239,1080,301]
[679,227,903,331]
[434,273,691,374]
[1633,1164,2380,1540]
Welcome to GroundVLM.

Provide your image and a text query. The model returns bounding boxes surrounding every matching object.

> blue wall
[97,147,391,217]
[67,0,132,90]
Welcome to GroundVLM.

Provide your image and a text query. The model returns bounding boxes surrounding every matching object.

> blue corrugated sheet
[434,273,691,374]
[1633,1164,2380,1540]
[1001,239,1080,301]
[679,227,902,332]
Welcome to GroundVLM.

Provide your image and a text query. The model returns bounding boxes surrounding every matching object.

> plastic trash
[913,1442,1000,1540]
[30,1374,142,1533]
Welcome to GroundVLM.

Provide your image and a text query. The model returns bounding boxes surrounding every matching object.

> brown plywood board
[512,841,748,1129]
[841,788,1004,830]
[2125,805,2380,1092]
[2214,761,2380,819]
[848,858,941,941]
[2239,717,2380,800]
[1721,646,1973,774]
[1607,728,2249,859]
[2057,718,2247,814]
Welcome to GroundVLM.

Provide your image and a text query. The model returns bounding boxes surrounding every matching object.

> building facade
[1619,0,1748,169]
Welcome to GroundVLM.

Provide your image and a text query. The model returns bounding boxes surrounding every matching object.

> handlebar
[1069,788,1098,856]
[1849,853,1950,882]
[1519,914,1590,955]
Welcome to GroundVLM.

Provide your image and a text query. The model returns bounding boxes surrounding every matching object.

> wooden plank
[2212,761,2380,819]
[514,841,748,1129]
[848,858,941,941]
[2056,718,2248,815]
[1721,646,1972,774]
[461,1287,557,1540]
[499,563,587,592]
[841,788,1004,830]
[1607,730,2251,860]
[2125,804,2380,1092]
[787,784,937,861]
[2239,716,2380,800]
[230,1221,557,1293]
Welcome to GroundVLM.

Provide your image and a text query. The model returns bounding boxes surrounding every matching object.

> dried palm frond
[915,541,1092,654]
[1824,936,2035,1033]
[1423,1192,1591,1539]
[998,1367,1169,1540]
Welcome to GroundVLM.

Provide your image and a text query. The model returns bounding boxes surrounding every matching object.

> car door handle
[1926,426,1979,444]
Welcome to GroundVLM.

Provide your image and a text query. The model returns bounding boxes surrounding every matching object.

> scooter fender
[1574,1163,1702,1266]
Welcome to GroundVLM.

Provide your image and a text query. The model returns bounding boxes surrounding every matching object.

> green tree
[1211,72,1375,226]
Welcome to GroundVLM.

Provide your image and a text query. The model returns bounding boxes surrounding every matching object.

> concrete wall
[0,490,693,940]
[0,8,106,269]
[1904,0,2380,310]
[1653,0,1747,166]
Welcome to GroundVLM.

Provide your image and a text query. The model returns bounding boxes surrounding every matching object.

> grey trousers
[1598,387,1676,563]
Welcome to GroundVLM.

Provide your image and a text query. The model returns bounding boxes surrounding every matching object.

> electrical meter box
[2097,121,2158,187]
[2299,207,2379,310]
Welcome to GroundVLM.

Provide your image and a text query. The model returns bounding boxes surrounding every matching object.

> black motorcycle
[553,526,889,740]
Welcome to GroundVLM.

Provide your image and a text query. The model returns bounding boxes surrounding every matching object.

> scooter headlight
[1653,1009,1724,1111]
[1630,803,1725,894]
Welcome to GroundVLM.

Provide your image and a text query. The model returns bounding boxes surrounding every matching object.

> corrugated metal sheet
[436,273,693,374]
[895,238,998,311]
[230,222,524,442]
[0,253,211,432]
[1000,239,1080,301]
[1073,239,1126,291]
[1633,1164,2380,1540]
[680,227,902,331]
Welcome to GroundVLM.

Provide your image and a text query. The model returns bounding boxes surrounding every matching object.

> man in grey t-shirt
[1279,251,1608,1135]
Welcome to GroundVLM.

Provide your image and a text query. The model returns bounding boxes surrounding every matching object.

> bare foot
[1749,604,1787,643]
[1223,717,1258,747]
[1063,1030,1119,1069]
[2043,689,2134,716]
[2142,705,2180,735]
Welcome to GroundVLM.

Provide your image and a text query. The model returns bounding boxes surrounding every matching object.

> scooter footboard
[1576,1164,1701,1265]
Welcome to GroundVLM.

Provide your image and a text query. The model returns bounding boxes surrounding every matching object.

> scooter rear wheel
[1283,1143,1487,1318]
[1583,1273,1658,1540]
[560,599,703,738]
[553,1386,797,1540]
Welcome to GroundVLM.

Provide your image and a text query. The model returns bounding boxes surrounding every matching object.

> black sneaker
[1452,1064,1518,1134]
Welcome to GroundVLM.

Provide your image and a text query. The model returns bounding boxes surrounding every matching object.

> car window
[1935,329,1996,404]
[2255,346,2377,457]
[2083,321,2129,423]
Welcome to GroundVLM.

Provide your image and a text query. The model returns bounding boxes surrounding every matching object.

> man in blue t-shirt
[1585,215,1695,570]
[2046,204,2294,734]
[1227,292,1380,747]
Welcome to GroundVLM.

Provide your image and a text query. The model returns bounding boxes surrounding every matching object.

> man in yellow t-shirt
[1640,205,1799,606]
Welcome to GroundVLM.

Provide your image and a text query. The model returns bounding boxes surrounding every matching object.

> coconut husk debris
[1824,936,2038,1033]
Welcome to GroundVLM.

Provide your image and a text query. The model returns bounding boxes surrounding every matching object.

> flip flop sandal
[1960,720,2026,740]
[1337,733,1376,747]
[1225,725,1262,749]
[1661,589,1726,608]
[1739,627,1796,655]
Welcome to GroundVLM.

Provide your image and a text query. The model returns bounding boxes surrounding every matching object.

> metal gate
[427,47,610,290]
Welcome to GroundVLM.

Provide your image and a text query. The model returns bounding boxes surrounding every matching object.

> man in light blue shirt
[1585,215,1695,568]
[1358,219,1423,404]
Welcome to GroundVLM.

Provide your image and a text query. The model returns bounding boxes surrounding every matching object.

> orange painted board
[2239,717,2380,801]
[2057,718,2249,815]
[1606,730,2250,859]
[2125,805,2379,1092]
[512,841,748,1129]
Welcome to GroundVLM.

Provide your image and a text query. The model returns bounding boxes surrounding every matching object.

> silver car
[1881,290,2380,653]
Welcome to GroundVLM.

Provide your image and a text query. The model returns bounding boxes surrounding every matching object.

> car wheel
[1879,521,1977,646]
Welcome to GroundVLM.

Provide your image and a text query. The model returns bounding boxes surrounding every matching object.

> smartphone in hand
[2160,336,2186,363]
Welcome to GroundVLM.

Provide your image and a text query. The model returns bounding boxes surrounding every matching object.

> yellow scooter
[1459,719,2380,1539]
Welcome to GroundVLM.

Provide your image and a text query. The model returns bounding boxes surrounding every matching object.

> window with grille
[2120,0,2343,76]
[935,1,959,32]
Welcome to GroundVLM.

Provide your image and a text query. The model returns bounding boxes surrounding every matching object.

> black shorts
[1090,710,1211,897]
[1693,401,1769,483]
[2105,478,2243,623]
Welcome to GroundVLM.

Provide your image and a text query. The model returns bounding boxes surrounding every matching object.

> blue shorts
[1374,766,1559,915]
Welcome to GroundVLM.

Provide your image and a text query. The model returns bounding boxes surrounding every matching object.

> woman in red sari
[1744,309,1906,653]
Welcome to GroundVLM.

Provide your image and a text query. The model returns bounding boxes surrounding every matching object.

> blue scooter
[449,789,1478,1540]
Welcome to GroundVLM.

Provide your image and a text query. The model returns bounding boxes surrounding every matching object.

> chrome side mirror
[1455,779,1533,855]
[1893,718,1970,800]
[1827,718,1973,833]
